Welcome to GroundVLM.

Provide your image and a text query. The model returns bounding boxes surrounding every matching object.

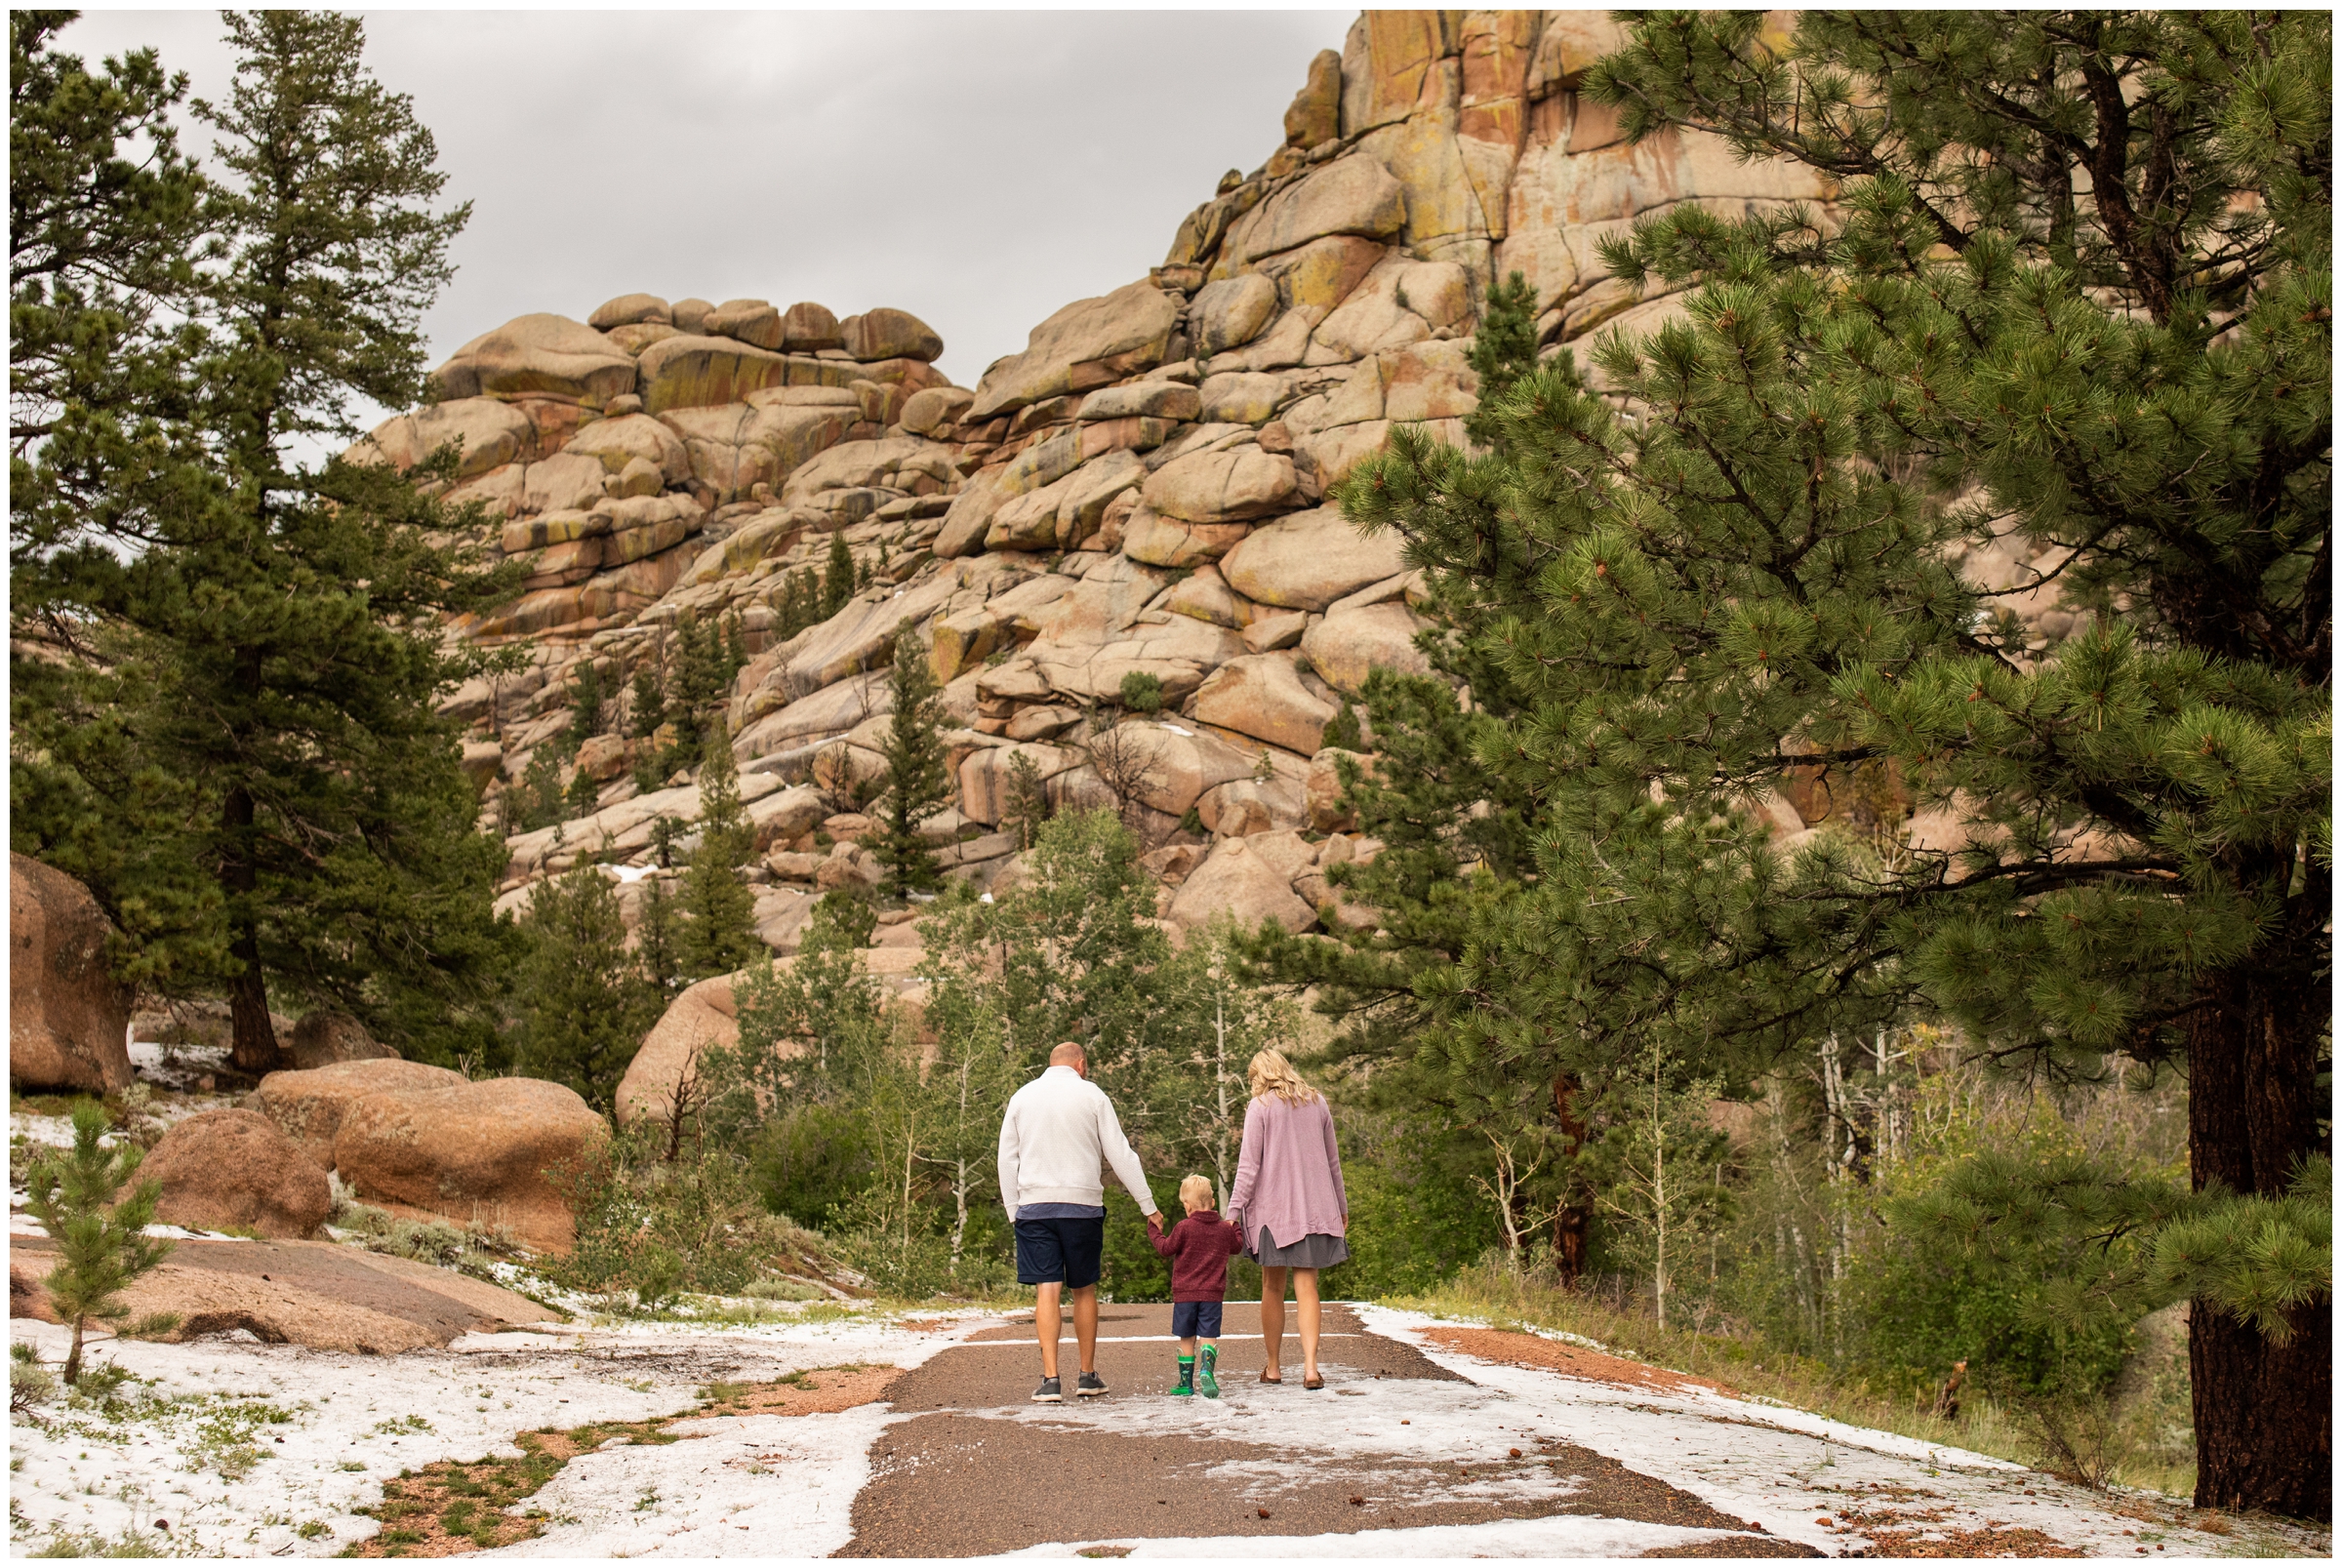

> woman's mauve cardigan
[1226,1092,1348,1251]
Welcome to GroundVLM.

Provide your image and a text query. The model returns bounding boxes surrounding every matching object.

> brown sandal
[1303,1375,1325,1390]
[1260,1368,1282,1384]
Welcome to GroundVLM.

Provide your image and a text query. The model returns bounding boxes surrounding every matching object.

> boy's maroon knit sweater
[1146,1209,1243,1302]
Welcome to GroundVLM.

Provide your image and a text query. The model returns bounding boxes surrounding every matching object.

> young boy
[1147,1174,1244,1398]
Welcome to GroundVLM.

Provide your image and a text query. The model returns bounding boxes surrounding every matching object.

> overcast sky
[58,9,1350,399]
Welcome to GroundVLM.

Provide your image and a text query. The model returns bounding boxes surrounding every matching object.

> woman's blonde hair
[1246,1049,1320,1106]
[1178,1174,1216,1211]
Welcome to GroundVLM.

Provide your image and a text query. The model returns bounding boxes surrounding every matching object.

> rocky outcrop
[9,854,134,1094]
[137,1108,332,1240]
[246,1059,469,1169]
[10,1235,552,1351]
[331,1076,607,1250]
[614,972,741,1129]
[368,12,1844,963]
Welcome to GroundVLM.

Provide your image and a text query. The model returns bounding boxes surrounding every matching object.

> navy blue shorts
[1171,1300,1224,1340]
[1015,1216,1104,1288]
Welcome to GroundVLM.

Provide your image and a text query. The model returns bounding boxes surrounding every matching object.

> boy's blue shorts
[1171,1300,1224,1340]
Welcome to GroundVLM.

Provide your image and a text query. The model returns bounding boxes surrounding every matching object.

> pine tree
[12,12,518,1072]
[562,760,600,820]
[677,718,762,979]
[1000,750,1052,852]
[562,660,606,752]
[514,866,663,1111]
[1340,12,2330,1516]
[11,19,222,997]
[869,626,950,896]
[635,874,684,1003]
[671,610,721,717]
[820,529,855,619]
[24,1102,175,1384]
[1462,269,1551,456]
[720,611,748,683]
[626,663,666,740]
[510,748,567,832]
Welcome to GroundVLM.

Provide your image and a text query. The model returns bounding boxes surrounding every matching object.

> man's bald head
[1049,1041,1087,1069]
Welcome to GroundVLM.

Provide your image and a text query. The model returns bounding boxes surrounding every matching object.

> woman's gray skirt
[1254,1227,1349,1269]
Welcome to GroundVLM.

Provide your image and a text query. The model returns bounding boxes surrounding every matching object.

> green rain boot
[1197,1345,1221,1400]
[1172,1355,1195,1397]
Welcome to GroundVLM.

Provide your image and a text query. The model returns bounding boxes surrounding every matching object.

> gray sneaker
[1074,1372,1109,1398]
[1031,1377,1063,1402]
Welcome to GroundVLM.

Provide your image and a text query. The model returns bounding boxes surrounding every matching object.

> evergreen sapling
[24,1102,178,1384]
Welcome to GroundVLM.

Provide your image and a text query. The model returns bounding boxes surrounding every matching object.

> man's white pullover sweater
[997,1065,1155,1220]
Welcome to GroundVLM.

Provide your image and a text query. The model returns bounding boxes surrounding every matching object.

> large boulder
[901,384,975,436]
[139,1108,332,1240]
[10,1234,554,1352]
[780,302,844,353]
[842,307,944,363]
[1301,600,1436,695]
[1193,274,1283,359]
[9,854,133,1094]
[566,412,691,485]
[1191,654,1338,757]
[1219,503,1410,611]
[287,1011,396,1071]
[705,298,785,349]
[351,397,535,479]
[970,281,1181,420]
[1141,447,1297,524]
[587,293,670,330]
[634,333,790,414]
[614,973,740,1129]
[1228,158,1408,263]
[333,1077,607,1251]
[245,1059,468,1169]
[432,314,636,406]
[1166,837,1316,933]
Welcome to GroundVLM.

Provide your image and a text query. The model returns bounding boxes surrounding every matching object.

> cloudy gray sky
[58,9,1350,397]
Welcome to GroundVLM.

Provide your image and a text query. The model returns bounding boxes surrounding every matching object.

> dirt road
[841,1301,1810,1557]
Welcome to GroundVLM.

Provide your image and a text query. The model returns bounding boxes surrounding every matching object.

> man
[997,1040,1161,1401]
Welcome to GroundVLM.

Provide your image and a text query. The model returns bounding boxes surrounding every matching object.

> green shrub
[1117,670,1165,712]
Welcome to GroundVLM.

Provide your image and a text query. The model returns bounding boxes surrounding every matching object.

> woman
[1225,1048,1347,1389]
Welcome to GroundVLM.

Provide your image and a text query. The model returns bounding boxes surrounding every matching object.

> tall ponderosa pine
[1249,268,1575,1273]
[11,15,221,992]
[12,13,520,1072]
[870,626,950,896]
[1341,12,2329,1516]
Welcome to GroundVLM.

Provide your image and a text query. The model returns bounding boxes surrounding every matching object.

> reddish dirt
[1422,1326,1741,1399]
[695,1364,903,1418]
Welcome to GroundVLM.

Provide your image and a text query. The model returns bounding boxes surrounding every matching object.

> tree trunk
[2185,866,2331,1521]
[221,784,281,1076]
[1551,1073,1592,1288]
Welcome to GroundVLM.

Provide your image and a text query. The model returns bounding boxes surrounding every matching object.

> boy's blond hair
[1178,1174,1216,1211]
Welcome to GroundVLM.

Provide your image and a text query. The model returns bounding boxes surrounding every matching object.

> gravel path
[839,1301,1804,1558]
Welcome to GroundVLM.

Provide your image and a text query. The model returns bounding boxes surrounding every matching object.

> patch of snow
[494,1405,893,1558]
[6,1310,984,1558]
[1357,1305,2238,1559]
